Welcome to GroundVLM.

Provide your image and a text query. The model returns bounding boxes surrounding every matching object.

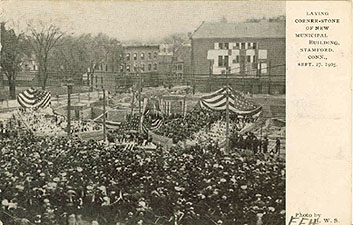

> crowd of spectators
[12,109,101,136]
[0,105,285,225]
[153,108,225,144]
[0,132,285,225]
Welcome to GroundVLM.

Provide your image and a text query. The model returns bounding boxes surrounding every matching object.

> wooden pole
[138,69,143,133]
[131,88,135,115]
[225,71,230,153]
[138,72,142,115]
[103,88,106,141]
[268,60,272,95]
[101,76,106,141]
[67,84,72,136]
[78,78,81,102]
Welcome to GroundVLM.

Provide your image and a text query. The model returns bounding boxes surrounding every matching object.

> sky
[0,1,285,42]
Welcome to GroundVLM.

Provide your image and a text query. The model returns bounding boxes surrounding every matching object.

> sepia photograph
[0,1,285,224]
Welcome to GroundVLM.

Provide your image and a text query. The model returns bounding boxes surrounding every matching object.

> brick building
[91,45,160,91]
[190,20,285,94]
[121,45,159,74]
[119,45,160,87]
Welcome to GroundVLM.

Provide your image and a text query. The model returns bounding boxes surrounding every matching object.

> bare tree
[52,35,90,82]
[0,23,29,99]
[163,33,186,84]
[27,23,64,90]
[78,33,124,89]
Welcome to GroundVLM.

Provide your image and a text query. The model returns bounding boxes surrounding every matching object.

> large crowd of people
[152,108,257,145]
[11,109,101,136]
[0,104,285,225]
[0,131,285,225]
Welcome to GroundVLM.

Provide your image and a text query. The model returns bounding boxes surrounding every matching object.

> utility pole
[66,78,74,137]
[131,89,135,115]
[138,67,142,133]
[138,69,142,116]
[78,76,81,102]
[225,67,230,153]
[268,60,272,95]
[101,76,106,141]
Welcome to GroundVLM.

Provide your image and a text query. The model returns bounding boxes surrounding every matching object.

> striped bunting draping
[142,114,164,133]
[200,87,262,116]
[141,98,164,133]
[149,118,163,130]
[17,87,51,109]
[105,120,121,129]
[94,117,121,130]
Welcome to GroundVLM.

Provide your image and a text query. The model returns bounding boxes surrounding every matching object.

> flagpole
[101,76,106,142]
[66,78,73,137]
[131,88,135,115]
[225,67,230,153]
[138,66,142,134]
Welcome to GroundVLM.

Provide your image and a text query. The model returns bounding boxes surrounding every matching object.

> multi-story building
[120,45,159,74]
[117,45,160,87]
[190,20,285,94]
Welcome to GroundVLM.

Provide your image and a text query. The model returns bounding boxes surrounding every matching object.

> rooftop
[191,20,285,39]
[123,44,160,49]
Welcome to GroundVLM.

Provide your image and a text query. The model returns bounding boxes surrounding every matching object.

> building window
[218,42,229,49]
[148,63,152,71]
[148,52,152,60]
[141,64,145,71]
[218,56,223,67]
[153,63,157,70]
[241,43,246,49]
[133,53,137,60]
[126,53,130,61]
[177,64,183,71]
[126,65,131,72]
[224,56,229,67]
[234,43,240,49]
[252,55,256,63]
[105,64,108,71]
[252,42,257,49]
[141,53,145,60]
[120,65,124,72]
[218,55,229,67]
[247,55,251,63]
[119,54,123,59]
[154,52,157,59]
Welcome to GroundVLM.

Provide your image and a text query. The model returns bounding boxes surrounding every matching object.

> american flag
[141,98,164,133]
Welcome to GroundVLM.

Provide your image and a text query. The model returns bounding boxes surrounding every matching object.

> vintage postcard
[0,1,351,225]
